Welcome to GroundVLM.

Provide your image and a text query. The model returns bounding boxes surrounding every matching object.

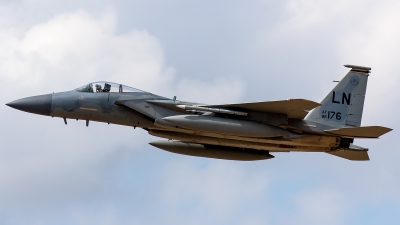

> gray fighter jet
[6,65,392,161]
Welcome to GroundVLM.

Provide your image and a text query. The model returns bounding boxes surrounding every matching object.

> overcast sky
[1,0,399,224]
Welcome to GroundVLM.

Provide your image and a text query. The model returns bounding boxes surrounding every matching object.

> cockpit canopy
[74,82,144,93]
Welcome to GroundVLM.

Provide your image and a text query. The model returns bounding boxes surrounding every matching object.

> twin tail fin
[306,65,370,128]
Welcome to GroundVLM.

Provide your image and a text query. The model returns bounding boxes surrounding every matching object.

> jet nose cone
[6,94,52,116]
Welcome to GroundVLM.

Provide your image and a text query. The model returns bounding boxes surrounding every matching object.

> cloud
[161,160,269,217]
[1,1,400,225]
[174,76,246,104]
[0,10,174,94]
[0,8,246,101]
[265,0,400,125]
[0,7,248,224]
[0,12,179,210]
[335,3,400,124]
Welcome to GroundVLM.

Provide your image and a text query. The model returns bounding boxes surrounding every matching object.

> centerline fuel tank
[149,140,274,161]
[163,115,290,138]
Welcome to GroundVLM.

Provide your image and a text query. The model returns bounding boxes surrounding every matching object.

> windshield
[74,81,144,93]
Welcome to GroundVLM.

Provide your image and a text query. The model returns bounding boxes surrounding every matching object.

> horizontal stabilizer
[327,150,369,161]
[327,144,369,160]
[200,99,320,119]
[325,126,392,138]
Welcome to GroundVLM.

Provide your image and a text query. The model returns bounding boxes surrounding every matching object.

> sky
[0,0,399,224]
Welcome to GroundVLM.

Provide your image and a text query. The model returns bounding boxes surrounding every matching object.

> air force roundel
[350,75,360,86]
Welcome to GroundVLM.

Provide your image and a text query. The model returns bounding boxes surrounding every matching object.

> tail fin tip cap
[344,64,371,72]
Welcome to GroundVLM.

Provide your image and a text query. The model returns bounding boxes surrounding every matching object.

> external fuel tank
[149,140,274,161]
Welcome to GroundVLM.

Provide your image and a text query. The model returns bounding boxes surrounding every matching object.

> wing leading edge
[199,99,320,119]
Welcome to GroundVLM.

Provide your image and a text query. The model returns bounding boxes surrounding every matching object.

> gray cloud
[1,0,399,225]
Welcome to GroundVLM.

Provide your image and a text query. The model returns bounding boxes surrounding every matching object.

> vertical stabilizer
[305,65,370,128]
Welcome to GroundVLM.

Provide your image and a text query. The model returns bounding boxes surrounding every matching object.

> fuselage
[7,65,391,161]
[51,91,159,129]
[7,85,343,155]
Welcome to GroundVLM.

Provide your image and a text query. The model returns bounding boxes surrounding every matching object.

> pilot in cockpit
[95,84,102,92]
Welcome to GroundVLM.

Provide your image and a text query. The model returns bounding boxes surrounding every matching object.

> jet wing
[199,99,320,119]
[324,126,392,138]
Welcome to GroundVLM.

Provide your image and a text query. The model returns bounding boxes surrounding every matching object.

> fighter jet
[6,65,392,161]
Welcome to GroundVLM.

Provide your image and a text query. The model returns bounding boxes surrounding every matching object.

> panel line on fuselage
[79,107,98,111]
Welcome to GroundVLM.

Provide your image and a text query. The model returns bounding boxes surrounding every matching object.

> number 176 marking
[326,111,342,120]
